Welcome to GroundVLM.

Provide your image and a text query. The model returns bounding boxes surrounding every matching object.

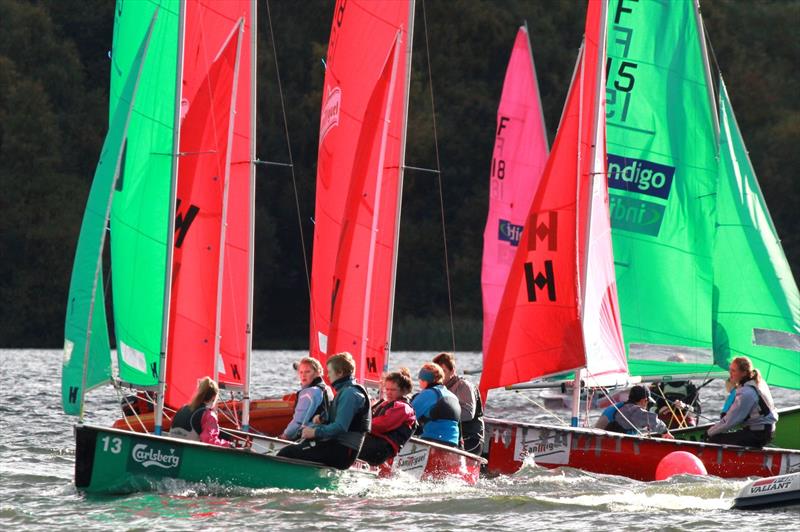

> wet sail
[713,78,800,389]
[165,12,243,408]
[108,1,180,386]
[480,0,611,396]
[62,15,155,415]
[481,26,549,360]
[309,0,413,385]
[605,0,722,378]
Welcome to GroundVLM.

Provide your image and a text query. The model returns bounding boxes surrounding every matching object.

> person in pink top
[169,376,231,447]
[357,368,417,466]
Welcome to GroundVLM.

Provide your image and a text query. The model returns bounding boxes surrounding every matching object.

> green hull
[672,406,800,450]
[75,425,361,494]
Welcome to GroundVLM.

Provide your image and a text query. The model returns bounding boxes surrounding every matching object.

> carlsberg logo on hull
[607,154,675,200]
[131,443,180,469]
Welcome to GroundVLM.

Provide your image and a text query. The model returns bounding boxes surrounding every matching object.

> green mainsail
[108,0,180,386]
[62,15,156,415]
[713,78,800,389]
[605,0,722,379]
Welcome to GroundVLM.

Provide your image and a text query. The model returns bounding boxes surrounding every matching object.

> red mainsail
[165,6,245,409]
[309,0,413,385]
[481,26,549,360]
[480,0,610,398]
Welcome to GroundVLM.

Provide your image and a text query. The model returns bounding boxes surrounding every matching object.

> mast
[212,20,245,383]
[242,0,256,433]
[573,0,608,427]
[694,0,719,141]
[385,0,416,371]
[154,1,186,436]
[359,31,403,383]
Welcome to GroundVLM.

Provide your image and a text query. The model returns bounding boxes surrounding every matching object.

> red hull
[485,417,800,481]
[380,437,484,485]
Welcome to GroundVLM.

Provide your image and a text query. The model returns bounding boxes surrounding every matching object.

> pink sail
[480,0,623,398]
[165,4,247,409]
[309,1,413,385]
[481,26,549,359]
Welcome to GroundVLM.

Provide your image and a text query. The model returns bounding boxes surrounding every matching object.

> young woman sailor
[169,377,231,447]
[706,356,778,448]
[411,362,461,447]
[358,368,417,466]
[277,352,371,470]
[279,357,333,441]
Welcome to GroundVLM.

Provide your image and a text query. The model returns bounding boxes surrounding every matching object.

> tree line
[1,0,797,349]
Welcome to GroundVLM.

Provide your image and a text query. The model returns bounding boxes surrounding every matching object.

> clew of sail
[481,25,549,361]
[713,78,800,390]
[62,13,156,415]
[108,1,180,386]
[480,0,615,398]
[605,0,722,379]
[309,0,413,385]
[165,14,244,409]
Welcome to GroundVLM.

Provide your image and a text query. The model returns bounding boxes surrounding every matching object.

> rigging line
[265,0,313,305]
[589,381,645,436]
[114,385,150,434]
[421,0,456,353]
[513,390,567,425]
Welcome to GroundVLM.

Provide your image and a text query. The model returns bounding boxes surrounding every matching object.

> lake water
[1,349,797,530]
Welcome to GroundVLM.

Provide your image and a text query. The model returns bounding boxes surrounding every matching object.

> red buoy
[655,451,708,480]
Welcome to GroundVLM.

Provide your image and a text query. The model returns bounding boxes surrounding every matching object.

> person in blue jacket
[277,352,371,469]
[411,362,461,447]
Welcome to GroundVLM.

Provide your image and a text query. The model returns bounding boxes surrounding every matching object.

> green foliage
[1,0,797,350]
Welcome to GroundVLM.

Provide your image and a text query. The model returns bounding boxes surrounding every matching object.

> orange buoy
[655,451,708,480]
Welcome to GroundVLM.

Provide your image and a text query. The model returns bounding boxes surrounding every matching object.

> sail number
[606,0,640,123]
[101,436,122,454]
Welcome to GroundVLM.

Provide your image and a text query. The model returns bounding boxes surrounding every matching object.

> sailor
[277,352,371,470]
[279,357,333,441]
[595,400,625,430]
[720,377,736,418]
[603,385,674,438]
[707,356,778,448]
[648,354,701,427]
[411,362,461,447]
[357,368,417,467]
[432,352,485,455]
[170,376,231,447]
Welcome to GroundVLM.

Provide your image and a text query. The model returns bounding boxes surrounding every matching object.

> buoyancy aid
[461,384,485,436]
[169,405,206,441]
[296,376,333,419]
[428,385,461,422]
[328,381,372,434]
[373,398,417,451]
[742,377,778,426]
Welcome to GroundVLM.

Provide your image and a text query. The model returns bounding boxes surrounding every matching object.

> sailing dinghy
[64,0,373,494]
[480,0,800,481]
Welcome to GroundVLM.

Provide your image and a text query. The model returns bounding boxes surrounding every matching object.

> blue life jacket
[412,385,460,446]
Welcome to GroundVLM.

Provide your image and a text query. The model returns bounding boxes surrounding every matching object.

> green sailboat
[63,1,373,494]
[605,0,799,435]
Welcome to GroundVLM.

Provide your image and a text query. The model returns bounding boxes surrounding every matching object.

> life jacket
[373,397,417,451]
[427,384,461,422]
[605,403,638,435]
[742,377,777,426]
[328,381,372,434]
[652,380,700,414]
[169,404,206,441]
[460,381,485,437]
[295,376,333,420]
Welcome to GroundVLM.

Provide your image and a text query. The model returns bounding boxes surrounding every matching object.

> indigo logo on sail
[131,443,181,469]
[319,86,341,145]
[607,154,674,200]
[498,219,523,246]
[609,195,666,236]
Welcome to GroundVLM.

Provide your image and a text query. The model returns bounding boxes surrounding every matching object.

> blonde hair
[732,356,761,385]
[432,352,456,372]
[327,352,356,377]
[190,376,220,410]
[298,357,324,376]
[419,362,445,385]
